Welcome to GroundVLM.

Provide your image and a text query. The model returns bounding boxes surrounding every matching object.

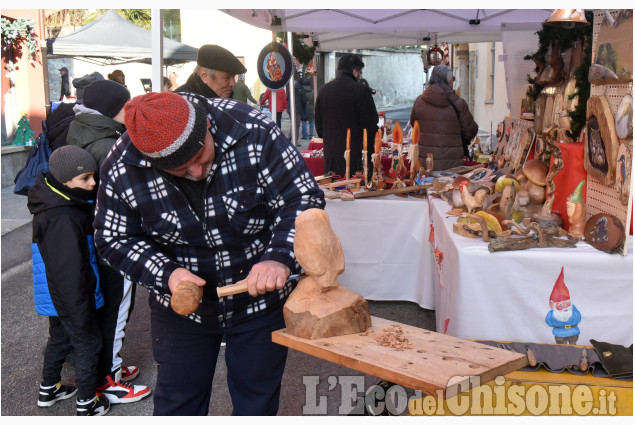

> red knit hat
[124,92,207,170]
[549,267,570,303]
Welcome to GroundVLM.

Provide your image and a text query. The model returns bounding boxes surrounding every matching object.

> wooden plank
[272,316,527,399]
[340,184,431,201]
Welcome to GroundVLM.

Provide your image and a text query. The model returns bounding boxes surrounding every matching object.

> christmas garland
[1,16,39,63]
[523,10,593,139]
[276,32,316,66]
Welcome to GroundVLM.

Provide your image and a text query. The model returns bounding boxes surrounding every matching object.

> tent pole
[287,31,297,146]
[271,32,277,128]
[151,9,164,92]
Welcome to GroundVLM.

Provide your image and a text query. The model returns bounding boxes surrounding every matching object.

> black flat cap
[197,44,247,74]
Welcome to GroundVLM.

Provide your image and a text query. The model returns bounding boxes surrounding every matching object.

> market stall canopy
[46,9,198,65]
[221,9,553,48]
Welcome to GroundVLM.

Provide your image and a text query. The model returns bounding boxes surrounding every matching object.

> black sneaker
[37,382,78,407]
[76,395,110,416]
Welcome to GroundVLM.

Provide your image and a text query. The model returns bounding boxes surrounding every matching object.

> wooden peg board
[272,316,527,399]
[587,9,634,255]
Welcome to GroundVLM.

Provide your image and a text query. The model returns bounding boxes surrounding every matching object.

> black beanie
[83,80,131,118]
[49,145,98,183]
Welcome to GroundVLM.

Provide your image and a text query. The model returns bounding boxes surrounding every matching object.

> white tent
[221,9,552,49]
[220,9,553,127]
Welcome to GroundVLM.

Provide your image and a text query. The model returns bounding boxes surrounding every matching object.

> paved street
[1,115,436,416]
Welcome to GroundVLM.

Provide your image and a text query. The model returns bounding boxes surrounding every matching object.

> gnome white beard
[553,306,573,322]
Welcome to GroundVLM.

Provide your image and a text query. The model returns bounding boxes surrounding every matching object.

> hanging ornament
[443,43,450,66]
[426,33,444,67]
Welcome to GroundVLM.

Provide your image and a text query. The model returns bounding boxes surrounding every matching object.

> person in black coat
[28,146,110,415]
[315,54,379,178]
[59,67,71,101]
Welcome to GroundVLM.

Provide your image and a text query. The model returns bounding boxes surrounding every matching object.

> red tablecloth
[302,149,416,178]
[550,142,587,232]
[301,150,324,177]
[308,140,323,150]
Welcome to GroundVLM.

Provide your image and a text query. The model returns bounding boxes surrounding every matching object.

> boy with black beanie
[28,145,110,416]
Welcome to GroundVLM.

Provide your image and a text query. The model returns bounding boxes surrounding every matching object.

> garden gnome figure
[566,180,586,239]
[545,267,582,345]
[283,209,371,339]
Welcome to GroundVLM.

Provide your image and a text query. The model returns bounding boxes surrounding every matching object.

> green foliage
[568,30,593,139]
[523,10,594,139]
[1,17,39,62]
[276,32,316,65]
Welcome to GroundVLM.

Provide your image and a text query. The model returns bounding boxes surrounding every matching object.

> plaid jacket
[94,95,325,326]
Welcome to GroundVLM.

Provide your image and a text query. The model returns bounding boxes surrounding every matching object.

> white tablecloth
[324,195,435,309]
[428,196,634,346]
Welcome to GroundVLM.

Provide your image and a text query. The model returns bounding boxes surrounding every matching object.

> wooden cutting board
[272,316,527,399]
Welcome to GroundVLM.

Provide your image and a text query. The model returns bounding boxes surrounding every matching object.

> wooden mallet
[170,274,304,315]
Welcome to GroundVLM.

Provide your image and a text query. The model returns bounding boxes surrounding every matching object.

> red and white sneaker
[96,375,151,404]
[121,366,139,382]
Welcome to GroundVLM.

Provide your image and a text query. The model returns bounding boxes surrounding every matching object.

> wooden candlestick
[345,128,351,180]
[363,129,368,184]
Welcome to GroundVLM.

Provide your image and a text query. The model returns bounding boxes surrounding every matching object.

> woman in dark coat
[409,65,478,171]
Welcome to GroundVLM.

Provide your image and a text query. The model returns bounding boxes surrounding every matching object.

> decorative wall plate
[584,213,625,253]
[615,94,633,139]
[584,96,620,185]
[257,42,293,90]
[591,10,633,85]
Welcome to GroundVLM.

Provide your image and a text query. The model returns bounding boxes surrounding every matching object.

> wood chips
[375,325,413,351]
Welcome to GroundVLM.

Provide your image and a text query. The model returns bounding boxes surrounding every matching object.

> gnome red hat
[124,92,207,170]
[549,267,570,303]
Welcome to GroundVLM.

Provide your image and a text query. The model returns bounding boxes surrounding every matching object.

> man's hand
[168,267,206,294]
[244,260,291,297]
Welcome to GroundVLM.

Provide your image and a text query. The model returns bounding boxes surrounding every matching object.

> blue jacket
[28,173,104,328]
[94,95,325,327]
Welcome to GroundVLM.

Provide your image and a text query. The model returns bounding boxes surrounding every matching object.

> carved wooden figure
[284,209,371,339]
[566,180,587,239]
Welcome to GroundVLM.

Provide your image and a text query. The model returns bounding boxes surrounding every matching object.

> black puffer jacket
[28,173,101,331]
[409,84,478,171]
[315,71,379,177]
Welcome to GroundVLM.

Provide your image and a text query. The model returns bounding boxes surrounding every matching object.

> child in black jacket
[28,145,110,416]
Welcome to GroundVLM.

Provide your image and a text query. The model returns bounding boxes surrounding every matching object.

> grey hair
[194,65,216,79]
[428,65,452,89]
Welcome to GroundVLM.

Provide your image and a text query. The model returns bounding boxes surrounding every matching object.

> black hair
[337,53,365,73]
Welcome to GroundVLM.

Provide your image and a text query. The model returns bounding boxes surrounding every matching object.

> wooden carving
[585,96,620,185]
[284,209,371,339]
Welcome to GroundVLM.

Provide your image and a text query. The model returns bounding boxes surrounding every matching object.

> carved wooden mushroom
[284,209,371,339]
[522,159,549,206]
[495,175,521,220]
